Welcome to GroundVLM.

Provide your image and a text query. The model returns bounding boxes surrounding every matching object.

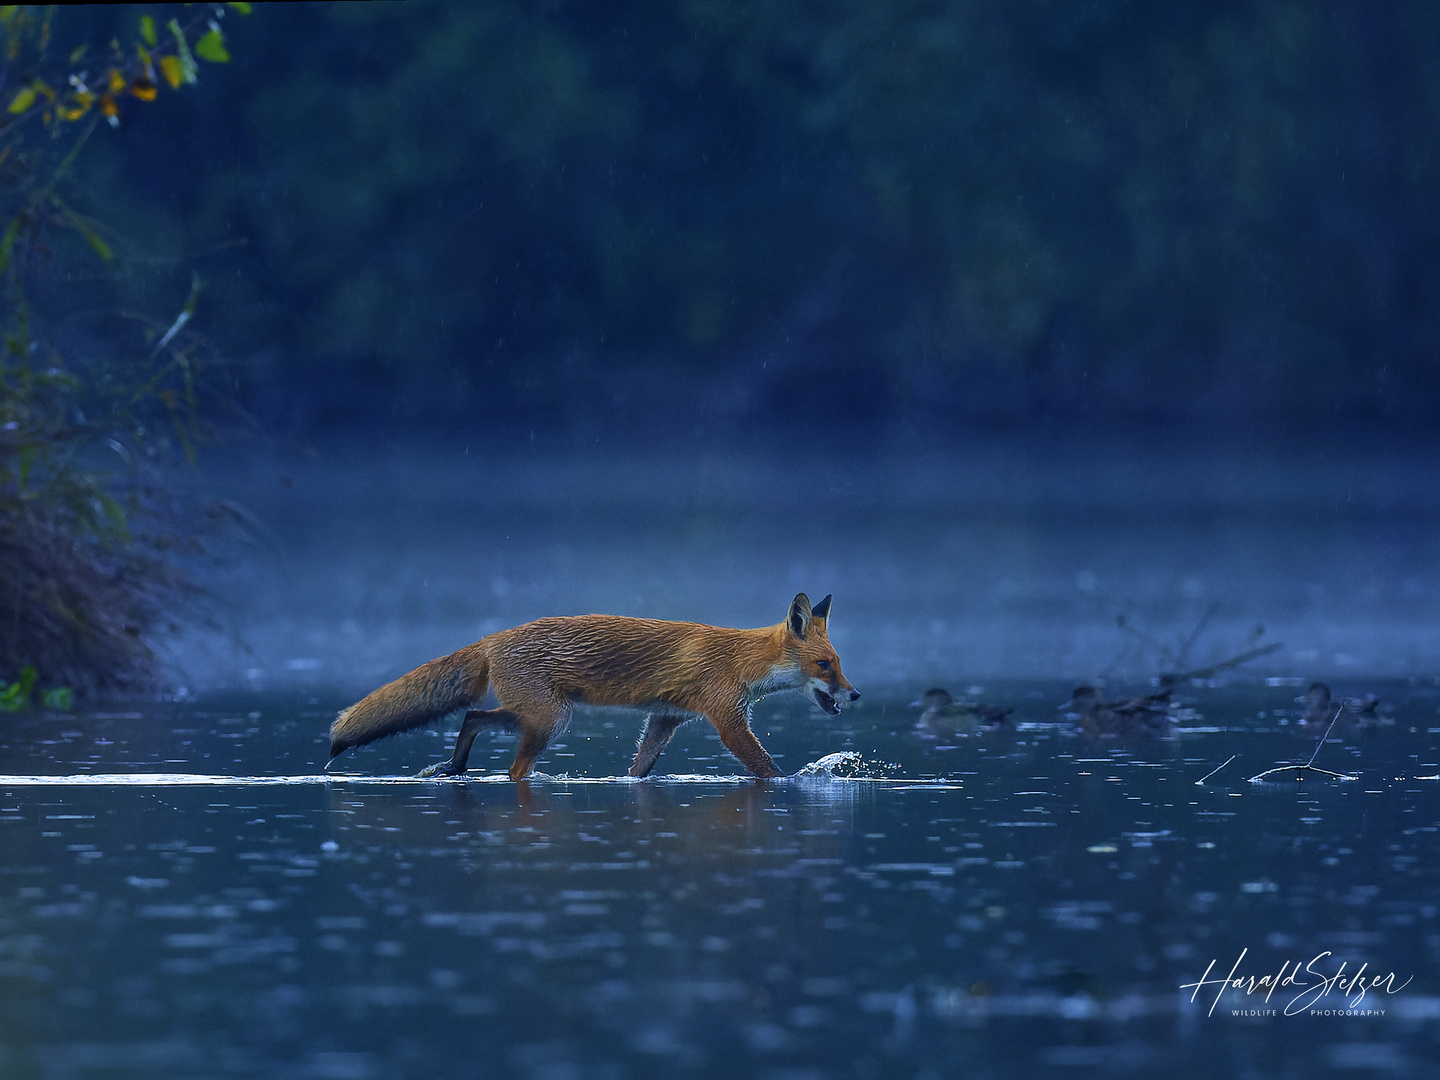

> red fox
[329,593,858,780]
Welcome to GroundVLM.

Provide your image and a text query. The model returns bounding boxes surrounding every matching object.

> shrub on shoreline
[0,6,245,703]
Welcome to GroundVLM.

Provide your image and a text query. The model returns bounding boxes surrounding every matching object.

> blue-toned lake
[2,681,1436,1079]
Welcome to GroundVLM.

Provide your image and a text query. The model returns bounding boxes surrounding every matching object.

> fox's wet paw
[417,761,465,779]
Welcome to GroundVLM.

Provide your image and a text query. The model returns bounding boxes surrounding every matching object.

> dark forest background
[36,1,1440,439]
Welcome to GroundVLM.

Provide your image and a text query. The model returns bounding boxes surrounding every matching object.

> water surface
[2,682,1437,1078]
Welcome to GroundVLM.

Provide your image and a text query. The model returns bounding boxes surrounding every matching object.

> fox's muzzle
[812,686,860,714]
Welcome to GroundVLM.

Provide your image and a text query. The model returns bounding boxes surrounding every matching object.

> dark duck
[1062,685,1174,738]
[911,688,1013,737]
[1295,683,1386,730]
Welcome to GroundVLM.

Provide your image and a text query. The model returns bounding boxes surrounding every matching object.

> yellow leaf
[129,78,157,102]
[58,90,93,122]
[6,85,34,114]
[140,14,156,47]
[99,94,118,118]
[107,67,125,94]
[159,55,182,90]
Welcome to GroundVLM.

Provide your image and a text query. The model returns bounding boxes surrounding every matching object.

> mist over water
[172,429,1440,699]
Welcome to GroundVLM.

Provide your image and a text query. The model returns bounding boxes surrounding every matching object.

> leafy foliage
[0,5,235,129]
[0,5,245,698]
[0,665,35,711]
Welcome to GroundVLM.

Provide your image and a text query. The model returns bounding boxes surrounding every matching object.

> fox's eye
[816,660,831,671]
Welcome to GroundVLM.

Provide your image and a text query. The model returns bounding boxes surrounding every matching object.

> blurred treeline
[62,1,1440,434]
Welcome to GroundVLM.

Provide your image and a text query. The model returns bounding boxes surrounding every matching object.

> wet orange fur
[329,593,858,780]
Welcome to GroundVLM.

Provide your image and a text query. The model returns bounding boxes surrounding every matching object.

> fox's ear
[787,593,813,639]
[812,594,832,621]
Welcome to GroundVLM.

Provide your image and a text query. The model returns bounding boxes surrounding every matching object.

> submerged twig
[1247,705,1358,783]
[1247,765,1357,782]
[1194,754,1236,786]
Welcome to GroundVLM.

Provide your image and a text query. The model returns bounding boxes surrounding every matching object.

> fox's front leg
[711,706,783,778]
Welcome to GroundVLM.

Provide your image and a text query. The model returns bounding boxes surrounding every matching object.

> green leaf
[94,490,132,542]
[0,217,20,273]
[228,2,253,14]
[194,28,229,64]
[140,14,156,47]
[166,18,198,84]
[17,444,36,488]
[1,666,38,711]
[53,198,114,261]
[41,687,75,711]
[7,85,35,114]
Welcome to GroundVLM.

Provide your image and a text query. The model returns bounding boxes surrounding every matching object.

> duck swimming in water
[911,688,1013,738]
[1061,685,1174,738]
[1295,683,1386,730]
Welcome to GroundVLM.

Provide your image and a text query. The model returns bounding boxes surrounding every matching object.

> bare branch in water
[1173,602,1220,672]
[1194,754,1236,786]
[1160,642,1284,688]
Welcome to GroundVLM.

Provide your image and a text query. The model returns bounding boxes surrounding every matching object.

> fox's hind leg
[504,699,570,781]
[418,708,517,778]
[629,712,687,778]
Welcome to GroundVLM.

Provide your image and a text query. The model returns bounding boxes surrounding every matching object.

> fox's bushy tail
[329,642,490,759]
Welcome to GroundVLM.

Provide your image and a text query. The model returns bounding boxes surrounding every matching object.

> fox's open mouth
[813,688,842,715]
